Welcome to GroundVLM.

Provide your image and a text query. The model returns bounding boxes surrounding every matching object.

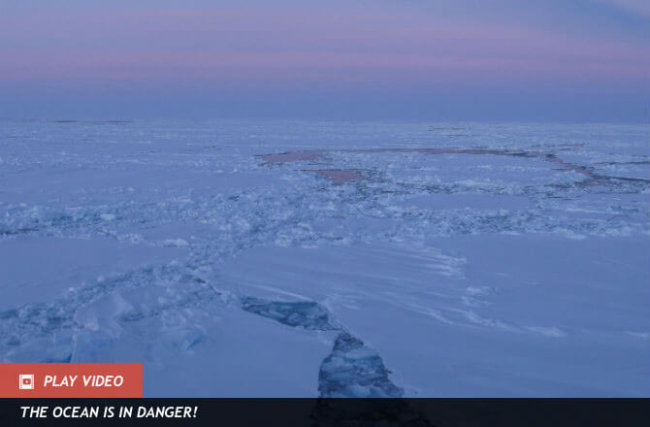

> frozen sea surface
[0,120,648,396]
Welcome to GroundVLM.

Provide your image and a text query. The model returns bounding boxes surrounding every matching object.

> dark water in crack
[240,297,403,397]
[319,332,404,398]
[240,297,338,331]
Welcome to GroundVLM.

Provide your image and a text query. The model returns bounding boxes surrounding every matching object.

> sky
[0,0,648,121]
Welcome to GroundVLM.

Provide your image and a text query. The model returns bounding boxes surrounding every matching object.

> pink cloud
[0,6,648,88]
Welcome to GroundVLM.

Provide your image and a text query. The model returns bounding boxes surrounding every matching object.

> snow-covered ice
[0,120,648,396]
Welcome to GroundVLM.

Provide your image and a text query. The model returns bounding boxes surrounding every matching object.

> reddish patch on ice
[258,147,648,185]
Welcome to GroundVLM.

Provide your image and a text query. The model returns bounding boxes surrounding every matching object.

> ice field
[0,120,648,396]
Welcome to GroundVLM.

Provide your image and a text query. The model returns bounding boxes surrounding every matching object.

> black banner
[1,398,649,426]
